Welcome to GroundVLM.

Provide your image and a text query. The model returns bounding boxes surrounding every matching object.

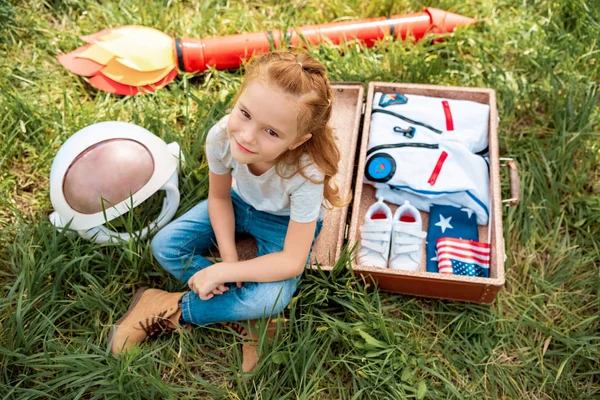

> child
[109,51,345,372]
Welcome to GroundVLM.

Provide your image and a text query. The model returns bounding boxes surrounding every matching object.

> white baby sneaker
[389,201,427,271]
[358,197,393,268]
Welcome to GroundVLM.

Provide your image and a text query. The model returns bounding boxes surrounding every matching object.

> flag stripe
[437,238,490,249]
[436,236,491,277]
[439,260,489,271]
[438,253,490,267]
[437,259,489,268]
[436,243,490,257]
[438,247,489,261]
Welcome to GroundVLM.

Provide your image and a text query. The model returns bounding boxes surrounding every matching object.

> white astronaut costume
[49,121,183,243]
[365,92,491,224]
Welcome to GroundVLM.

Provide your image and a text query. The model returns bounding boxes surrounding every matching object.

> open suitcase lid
[309,83,364,269]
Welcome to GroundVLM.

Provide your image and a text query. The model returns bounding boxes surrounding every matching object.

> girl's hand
[188,268,229,300]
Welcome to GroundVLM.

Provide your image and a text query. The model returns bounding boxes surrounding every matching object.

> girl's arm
[207,170,238,262]
[218,219,316,281]
[188,219,317,299]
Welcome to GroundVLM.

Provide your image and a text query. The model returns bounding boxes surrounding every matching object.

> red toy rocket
[58,8,475,95]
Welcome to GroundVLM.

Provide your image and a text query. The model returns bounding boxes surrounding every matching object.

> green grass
[1,0,599,398]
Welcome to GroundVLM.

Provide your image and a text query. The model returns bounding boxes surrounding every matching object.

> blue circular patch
[365,153,396,183]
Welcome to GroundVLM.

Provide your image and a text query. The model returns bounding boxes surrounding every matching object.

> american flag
[436,238,490,277]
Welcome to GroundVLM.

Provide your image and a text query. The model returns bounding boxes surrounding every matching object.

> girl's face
[227,80,312,166]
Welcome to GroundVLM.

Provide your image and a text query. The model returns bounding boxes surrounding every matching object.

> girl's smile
[234,139,257,154]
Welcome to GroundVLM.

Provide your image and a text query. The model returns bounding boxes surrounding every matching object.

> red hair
[232,51,349,208]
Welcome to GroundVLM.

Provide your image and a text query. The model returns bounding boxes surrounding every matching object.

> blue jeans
[151,190,322,325]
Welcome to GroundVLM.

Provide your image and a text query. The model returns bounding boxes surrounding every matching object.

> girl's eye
[240,109,250,119]
[266,129,279,138]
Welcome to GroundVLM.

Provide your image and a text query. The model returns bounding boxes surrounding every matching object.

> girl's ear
[289,133,312,150]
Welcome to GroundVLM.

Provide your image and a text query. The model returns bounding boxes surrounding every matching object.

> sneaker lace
[359,223,392,254]
[138,311,177,340]
[221,322,249,337]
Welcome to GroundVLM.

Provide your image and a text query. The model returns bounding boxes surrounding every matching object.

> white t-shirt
[205,115,325,223]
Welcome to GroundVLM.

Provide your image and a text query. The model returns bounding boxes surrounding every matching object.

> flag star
[435,214,453,233]
[461,207,474,219]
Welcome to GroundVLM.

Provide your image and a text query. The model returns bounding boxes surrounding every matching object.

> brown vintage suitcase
[233,81,518,304]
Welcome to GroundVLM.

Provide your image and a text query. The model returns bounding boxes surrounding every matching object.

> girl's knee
[151,229,188,278]
[151,229,171,262]
[245,278,298,316]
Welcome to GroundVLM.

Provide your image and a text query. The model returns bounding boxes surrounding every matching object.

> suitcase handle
[500,158,520,206]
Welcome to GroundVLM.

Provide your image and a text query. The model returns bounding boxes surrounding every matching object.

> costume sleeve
[205,116,231,175]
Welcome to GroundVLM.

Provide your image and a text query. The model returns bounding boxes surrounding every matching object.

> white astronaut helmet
[49,121,183,243]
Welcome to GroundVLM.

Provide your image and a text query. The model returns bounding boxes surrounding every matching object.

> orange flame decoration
[57,8,476,95]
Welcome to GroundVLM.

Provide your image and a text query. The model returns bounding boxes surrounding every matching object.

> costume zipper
[367,142,438,157]
[371,108,442,134]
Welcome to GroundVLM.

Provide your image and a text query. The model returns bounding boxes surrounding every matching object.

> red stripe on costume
[427,151,448,186]
[442,100,454,131]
